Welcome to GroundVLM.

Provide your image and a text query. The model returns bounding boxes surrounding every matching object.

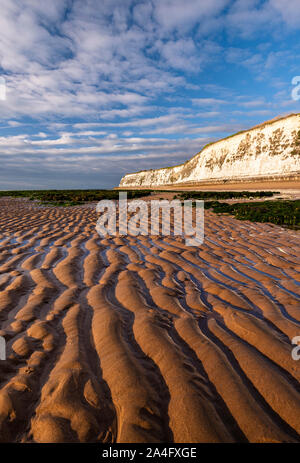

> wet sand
[0,197,299,443]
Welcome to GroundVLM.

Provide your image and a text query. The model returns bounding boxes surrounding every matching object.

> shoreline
[116,179,300,192]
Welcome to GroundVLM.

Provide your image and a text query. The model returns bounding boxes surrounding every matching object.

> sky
[0,0,300,190]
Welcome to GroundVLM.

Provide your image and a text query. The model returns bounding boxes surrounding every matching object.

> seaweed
[204,200,300,229]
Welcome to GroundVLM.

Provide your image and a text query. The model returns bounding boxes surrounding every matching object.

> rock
[119,113,300,188]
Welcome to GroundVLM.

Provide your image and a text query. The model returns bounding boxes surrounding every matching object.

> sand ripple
[0,198,299,443]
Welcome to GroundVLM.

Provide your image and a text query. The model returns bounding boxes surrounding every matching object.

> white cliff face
[119,114,300,187]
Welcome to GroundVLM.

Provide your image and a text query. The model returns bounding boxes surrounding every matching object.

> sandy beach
[117,179,300,193]
[0,196,299,443]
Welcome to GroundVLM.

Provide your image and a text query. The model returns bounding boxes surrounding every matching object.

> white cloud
[156,39,200,71]
[153,0,229,33]
[0,0,299,188]
[270,0,300,28]
[192,98,228,106]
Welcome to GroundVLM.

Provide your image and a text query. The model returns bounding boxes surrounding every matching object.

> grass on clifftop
[204,200,300,229]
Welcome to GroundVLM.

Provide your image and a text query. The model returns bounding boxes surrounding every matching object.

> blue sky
[0,0,299,189]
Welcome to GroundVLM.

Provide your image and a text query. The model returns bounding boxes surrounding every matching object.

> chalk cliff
[119,113,300,187]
